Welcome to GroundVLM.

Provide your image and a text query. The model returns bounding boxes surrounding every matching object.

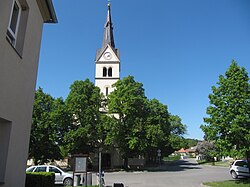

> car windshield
[26,166,35,172]
[34,166,46,172]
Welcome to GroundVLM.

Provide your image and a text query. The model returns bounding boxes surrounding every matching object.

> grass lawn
[197,160,230,167]
[204,179,250,187]
[163,155,181,162]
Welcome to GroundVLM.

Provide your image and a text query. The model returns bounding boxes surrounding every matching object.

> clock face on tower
[103,52,112,60]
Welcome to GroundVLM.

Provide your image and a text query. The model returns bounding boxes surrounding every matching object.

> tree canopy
[29,77,188,164]
[201,61,250,158]
[107,76,148,165]
[29,88,63,164]
[168,115,187,151]
[64,79,103,154]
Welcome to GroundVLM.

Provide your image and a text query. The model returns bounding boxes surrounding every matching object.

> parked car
[230,160,250,179]
[26,165,73,186]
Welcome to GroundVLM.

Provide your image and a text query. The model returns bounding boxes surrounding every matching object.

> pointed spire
[102,1,115,49]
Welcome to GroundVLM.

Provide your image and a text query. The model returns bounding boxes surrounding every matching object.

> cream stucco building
[0,0,57,186]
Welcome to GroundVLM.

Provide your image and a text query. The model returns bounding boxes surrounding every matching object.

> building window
[106,87,109,96]
[7,1,21,46]
[103,67,107,77]
[0,118,12,184]
[108,67,112,77]
[6,0,29,56]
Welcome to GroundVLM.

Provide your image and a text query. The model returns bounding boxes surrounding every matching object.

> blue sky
[37,0,250,140]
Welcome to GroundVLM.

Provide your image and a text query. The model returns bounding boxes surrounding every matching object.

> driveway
[95,158,232,187]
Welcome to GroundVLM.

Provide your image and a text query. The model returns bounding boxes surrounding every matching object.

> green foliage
[145,99,171,160]
[29,88,63,164]
[25,172,55,187]
[31,77,188,164]
[201,60,250,158]
[168,115,187,151]
[163,154,181,162]
[185,138,199,148]
[64,79,103,154]
[196,141,215,161]
[204,180,250,187]
[106,76,187,165]
[107,76,148,161]
[197,160,230,167]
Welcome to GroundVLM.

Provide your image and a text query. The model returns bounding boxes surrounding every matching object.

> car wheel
[63,177,73,186]
[231,171,238,179]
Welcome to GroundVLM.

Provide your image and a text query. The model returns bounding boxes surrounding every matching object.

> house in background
[0,0,57,187]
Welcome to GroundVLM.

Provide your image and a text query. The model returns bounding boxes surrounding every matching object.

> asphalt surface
[93,158,232,187]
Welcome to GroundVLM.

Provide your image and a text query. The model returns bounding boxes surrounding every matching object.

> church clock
[103,52,112,60]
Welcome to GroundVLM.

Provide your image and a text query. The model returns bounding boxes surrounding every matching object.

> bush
[25,172,55,187]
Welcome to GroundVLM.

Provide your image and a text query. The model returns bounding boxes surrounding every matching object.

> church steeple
[95,1,120,97]
[102,1,115,49]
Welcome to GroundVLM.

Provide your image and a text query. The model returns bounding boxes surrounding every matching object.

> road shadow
[146,159,202,172]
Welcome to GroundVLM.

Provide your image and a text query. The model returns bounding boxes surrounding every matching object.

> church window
[108,67,112,77]
[103,67,107,77]
[106,87,109,96]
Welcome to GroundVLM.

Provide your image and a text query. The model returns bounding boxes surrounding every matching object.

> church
[93,1,122,169]
[92,2,144,169]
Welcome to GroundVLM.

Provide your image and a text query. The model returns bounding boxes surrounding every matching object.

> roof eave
[45,0,57,23]
[37,0,58,23]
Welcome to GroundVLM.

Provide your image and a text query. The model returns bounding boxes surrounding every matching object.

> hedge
[25,172,55,187]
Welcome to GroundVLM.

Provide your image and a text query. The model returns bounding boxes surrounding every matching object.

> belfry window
[103,67,107,77]
[108,67,112,77]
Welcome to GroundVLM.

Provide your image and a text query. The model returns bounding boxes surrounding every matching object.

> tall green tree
[51,97,72,157]
[201,61,250,159]
[196,141,215,161]
[107,76,148,168]
[64,79,103,154]
[29,88,62,164]
[145,99,171,161]
[168,115,187,152]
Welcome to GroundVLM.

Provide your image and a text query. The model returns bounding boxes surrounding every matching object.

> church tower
[95,2,120,96]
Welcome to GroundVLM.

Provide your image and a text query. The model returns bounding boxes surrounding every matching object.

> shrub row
[25,172,55,187]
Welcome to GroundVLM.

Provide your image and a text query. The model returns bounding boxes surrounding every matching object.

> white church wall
[95,79,118,95]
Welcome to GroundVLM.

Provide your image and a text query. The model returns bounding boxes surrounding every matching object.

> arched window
[108,67,112,77]
[105,87,109,96]
[103,67,107,77]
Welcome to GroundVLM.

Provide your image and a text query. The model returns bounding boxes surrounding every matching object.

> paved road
[95,158,232,187]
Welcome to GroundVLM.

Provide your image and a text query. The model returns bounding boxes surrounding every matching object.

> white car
[26,165,73,186]
[230,160,250,179]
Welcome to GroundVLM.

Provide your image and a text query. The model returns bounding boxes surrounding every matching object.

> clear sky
[37,0,250,140]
